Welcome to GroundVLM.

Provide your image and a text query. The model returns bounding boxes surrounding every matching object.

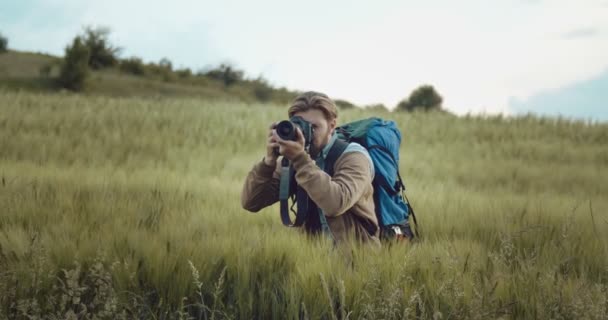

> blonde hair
[288,91,338,121]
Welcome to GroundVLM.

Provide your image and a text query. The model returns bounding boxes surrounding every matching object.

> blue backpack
[333,117,419,240]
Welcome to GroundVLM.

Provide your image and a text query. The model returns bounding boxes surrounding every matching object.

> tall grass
[0,90,607,319]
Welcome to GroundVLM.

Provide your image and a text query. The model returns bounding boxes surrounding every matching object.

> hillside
[0,50,296,104]
[0,90,607,319]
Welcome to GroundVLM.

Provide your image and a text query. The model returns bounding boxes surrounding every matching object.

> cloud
[562,27,601,39]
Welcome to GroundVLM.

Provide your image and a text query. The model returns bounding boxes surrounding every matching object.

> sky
[2,0,608,121]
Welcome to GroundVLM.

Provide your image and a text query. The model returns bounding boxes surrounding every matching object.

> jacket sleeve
[240,158,281,212]
[291,151,372,217]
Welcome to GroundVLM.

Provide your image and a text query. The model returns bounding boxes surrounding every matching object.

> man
[241,91,380,246]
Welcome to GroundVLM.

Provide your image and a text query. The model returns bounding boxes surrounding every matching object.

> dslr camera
[275,116,314,153]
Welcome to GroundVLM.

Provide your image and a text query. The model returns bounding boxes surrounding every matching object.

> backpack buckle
[388,225,411,242]
[391,225,402,236]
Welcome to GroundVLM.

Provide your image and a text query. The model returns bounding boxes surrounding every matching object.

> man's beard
[309,143,321,158]
[309,136,328,159]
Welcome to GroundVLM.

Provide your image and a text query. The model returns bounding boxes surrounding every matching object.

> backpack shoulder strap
[324,138,378,237]
[325,138,349,177]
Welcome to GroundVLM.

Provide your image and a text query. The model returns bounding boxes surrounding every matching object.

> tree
[397,84,443,112]
[206,63,244,87]
[153,58,174,82]
[81,26,120,69]
[119,57,146,76]
[0,32,7,53]
[59,36,90,91]
[158,58,172,72]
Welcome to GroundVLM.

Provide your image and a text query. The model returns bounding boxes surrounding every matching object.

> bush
[81,26,120,70]
[158,58,172,72]
[119,57,146,76]
[0,33,7,53]
[253,85,273,102]
[251,77,273,102]
[335,99,357,110]
[59,36,90,91]
[206,64,244,87]
[365,103,389,112]
[397,84,443,112]
[146,58,172,75]
[175,68,192,79]
[144,58,174,82]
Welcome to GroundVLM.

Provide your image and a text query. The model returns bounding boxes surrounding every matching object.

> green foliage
[365,103,389,113]
[397,84,443,112]
[58,36,90,91]
[158,57,172,72]
[251,77,273,102]
[0,254,127,319]
[175,68,192,79]
[81,26,120,70]
[0,32,7,53]
[119,57,146,76]
[206,63,244,87]
[335,99,357,110]
[143,58,174,82]
[1,91,607,318]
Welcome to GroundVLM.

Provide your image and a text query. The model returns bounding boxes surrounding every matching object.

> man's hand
[264,122,279,167]
[273,127,306,161]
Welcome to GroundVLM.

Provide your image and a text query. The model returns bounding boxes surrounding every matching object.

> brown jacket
[241,150,380,246]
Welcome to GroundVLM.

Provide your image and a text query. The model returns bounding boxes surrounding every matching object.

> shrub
[81,26,120,70]
[59,36,90,91]
[158,58,172,72]
[335,99,356,110]
[146,58,174,79]
[397,84,443,112]
[365,103,389,112]
[253,85,273,102]
[175,68,192,79]
[142,58,173,82]
[119,57,146,76]
[251,77,273,102]
[206,64,244,87]
[0,33,7,53]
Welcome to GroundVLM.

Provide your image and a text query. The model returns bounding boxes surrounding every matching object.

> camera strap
[279,158,307,227]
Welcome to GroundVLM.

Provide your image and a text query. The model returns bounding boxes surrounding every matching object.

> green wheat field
[1,90,607,319]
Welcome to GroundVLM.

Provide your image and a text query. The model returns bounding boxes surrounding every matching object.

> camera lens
[276,120,296,141]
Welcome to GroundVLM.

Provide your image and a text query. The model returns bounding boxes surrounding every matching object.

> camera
[276,116,314,151]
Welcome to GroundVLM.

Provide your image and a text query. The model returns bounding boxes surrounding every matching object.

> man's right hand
[264,122,279,167]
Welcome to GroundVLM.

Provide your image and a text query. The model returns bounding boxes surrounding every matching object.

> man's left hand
[273,127,306,161]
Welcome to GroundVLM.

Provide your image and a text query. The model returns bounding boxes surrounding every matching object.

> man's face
[293,109,337,157]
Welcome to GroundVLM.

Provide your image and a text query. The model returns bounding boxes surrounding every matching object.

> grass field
[0,90,607,319]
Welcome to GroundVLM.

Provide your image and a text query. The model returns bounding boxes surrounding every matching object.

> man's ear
[329,118,337,133]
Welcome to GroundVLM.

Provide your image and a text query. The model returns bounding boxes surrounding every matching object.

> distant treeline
[52,27,294,103]
[1,27,445,112]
